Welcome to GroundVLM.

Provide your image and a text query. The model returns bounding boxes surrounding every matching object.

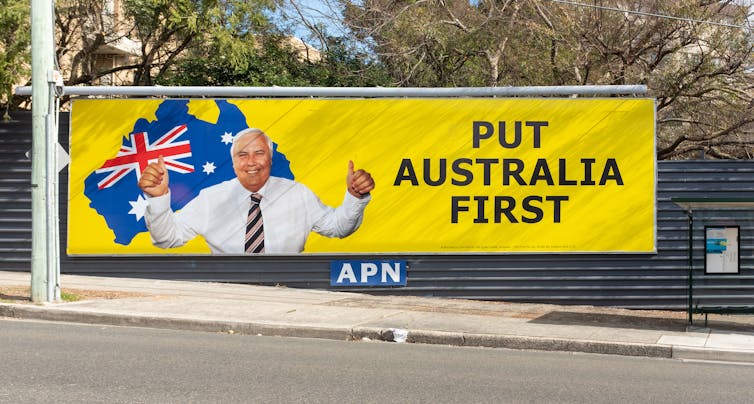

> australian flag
[84,99,294,245]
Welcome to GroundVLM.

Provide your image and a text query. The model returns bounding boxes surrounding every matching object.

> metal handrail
[14,85,648,98]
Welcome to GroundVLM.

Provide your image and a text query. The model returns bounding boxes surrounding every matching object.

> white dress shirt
[144,176,371,254]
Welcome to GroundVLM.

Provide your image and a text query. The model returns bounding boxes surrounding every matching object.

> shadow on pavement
[0,292,29,303]
[530,311,689,332]
[530,310,754,333]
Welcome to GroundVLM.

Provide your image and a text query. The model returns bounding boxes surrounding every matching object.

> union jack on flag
[95,124,194,189]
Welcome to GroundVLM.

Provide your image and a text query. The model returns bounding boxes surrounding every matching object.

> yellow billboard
[68,98,656,254]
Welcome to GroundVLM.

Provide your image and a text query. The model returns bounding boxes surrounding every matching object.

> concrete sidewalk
[2,270,754,363]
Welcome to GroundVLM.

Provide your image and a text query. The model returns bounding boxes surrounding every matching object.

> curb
[672,346,754,363]
[0,304,352,341]
[407,330,672,358]
[1,303,674,359]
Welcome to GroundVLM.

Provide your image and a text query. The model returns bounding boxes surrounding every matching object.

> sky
[270,0,348,50]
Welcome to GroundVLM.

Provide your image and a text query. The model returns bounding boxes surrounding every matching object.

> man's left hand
[347,161,375,198]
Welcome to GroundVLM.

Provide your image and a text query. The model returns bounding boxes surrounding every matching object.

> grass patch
[1,287,83,303]
[60,291,83,302]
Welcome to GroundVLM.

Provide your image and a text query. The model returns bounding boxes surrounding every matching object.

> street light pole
[30,0,60,303]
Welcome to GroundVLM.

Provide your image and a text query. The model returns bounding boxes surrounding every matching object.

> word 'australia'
[393,158,623,186]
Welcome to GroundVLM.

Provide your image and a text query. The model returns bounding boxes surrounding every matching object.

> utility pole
[30,0,60,303]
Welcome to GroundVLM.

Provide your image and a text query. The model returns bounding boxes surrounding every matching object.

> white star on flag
[128,195,149,221]
[221,131,234,145]
[202,161,216,174]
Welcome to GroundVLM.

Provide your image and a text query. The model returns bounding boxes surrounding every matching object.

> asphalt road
[2,318,754,403]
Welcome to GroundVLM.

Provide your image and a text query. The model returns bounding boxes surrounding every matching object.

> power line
[548,0,752,31]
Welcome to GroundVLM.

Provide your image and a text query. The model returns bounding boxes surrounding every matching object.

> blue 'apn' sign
[330,260,407,287]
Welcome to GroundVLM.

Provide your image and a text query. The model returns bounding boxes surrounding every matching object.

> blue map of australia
[84,99,294,245]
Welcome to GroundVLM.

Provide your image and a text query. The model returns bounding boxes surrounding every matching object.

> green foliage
[122,0,275,85]
[343,0,754,159]
[157,31,391,87]
[7,0,752,158]
[317,37,392,87]
[8,0,388,97]
[0,0,30,110]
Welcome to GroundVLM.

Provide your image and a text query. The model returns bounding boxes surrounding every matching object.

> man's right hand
[138,156,169,197]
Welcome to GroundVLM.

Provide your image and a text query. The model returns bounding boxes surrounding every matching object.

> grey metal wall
[2,111,753,309]
[0,113,35,267]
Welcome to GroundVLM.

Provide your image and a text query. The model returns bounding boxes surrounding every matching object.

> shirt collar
[235,177,273,203]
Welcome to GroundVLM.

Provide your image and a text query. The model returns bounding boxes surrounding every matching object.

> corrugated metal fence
[2,111,752,309]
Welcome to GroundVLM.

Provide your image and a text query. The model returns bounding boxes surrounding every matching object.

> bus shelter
[672,198,754,325]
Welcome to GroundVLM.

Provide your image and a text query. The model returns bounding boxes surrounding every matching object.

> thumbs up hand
[346,160,375,198]
[138,155,170,197]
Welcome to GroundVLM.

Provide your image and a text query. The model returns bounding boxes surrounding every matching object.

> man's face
[232,133,272,192]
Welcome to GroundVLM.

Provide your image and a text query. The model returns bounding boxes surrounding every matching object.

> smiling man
[138,128,375,254]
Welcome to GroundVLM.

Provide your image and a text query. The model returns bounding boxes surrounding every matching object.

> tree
[126,0,278,85]
[338,0,754,159]
[0,0,30,118]
[341,0,551,86]
[158,29,391,87]
[56,0,118,86]
[7,0,754,159]
[5,0,388,109]
[53,0,276,87]
[545,1,754,159]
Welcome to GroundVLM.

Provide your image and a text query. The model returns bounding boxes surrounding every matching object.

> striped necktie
[245,193,264,254]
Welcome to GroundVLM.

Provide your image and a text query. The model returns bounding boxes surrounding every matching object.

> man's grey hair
[231,128,274,158]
